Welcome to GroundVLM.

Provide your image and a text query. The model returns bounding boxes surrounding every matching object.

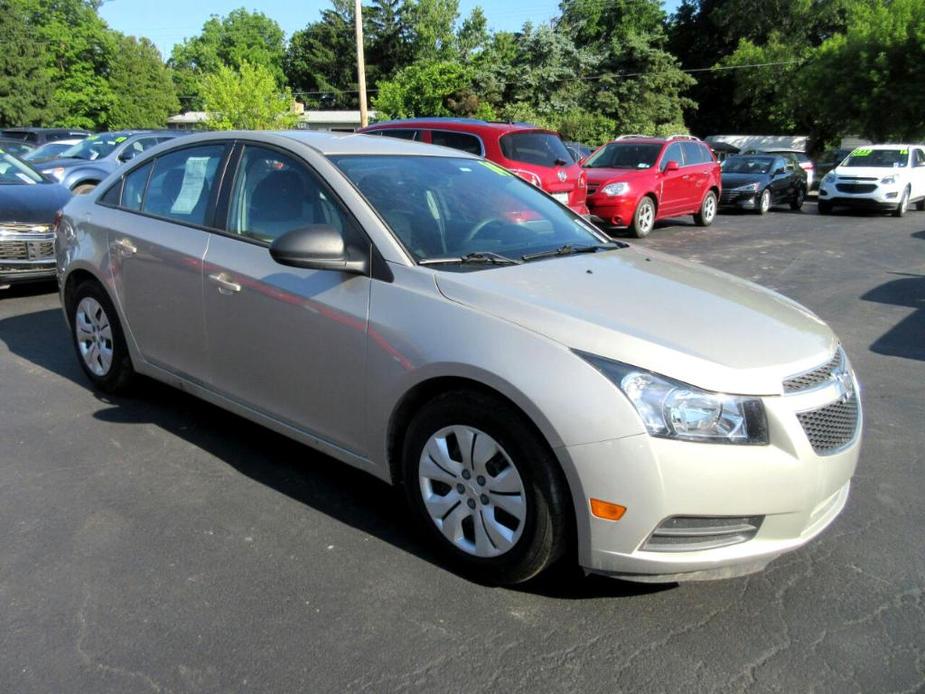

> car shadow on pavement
[0,306,668,599]
[860,271,925,362]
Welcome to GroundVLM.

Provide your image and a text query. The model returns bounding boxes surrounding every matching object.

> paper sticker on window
[15,172,35,184]
[851,148,872,156]
[170,157,209,215]
[900,149,908,155]
[478,161,512,176]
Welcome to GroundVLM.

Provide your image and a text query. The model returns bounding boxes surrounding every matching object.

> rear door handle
[111,238,137,256]
[208,272,242,295]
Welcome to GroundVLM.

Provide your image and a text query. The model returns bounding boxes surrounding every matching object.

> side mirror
[774,167,786,175]
[663,160,679,172]
[269,225,368,274]
[119,149,137,163]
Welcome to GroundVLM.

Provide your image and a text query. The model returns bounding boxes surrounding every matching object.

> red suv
[358,118,589,216]
[583,135,721,237]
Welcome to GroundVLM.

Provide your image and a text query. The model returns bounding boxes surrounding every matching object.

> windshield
[722,156,773,174]
[330,155,605,268]
[499,131,573,167]
[0,152,44,185]
[60,133,127,161]
[23,142,69,162]
[583,143,662,169]
[843,148,908,168]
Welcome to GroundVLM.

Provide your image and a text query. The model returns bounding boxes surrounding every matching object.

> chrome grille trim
[783,348,844,393]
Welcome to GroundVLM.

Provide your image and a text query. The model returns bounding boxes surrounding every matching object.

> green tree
[285,1,358,109]
[373,60,492,119]
[457,6,489,59]
[402,0,459,61]
[200,61,299,130]
[109,36,180,129]
[170,8,287,110]
[0,0,55,126]
[367,0,413,82]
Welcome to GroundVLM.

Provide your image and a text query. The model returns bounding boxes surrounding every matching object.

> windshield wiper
[419,251,523,267]
[521,242,625,262]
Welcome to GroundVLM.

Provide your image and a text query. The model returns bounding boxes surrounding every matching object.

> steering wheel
[462,217,507,244]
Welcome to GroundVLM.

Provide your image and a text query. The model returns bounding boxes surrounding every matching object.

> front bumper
[586,195,638,228]
[719,189,759,209]
[818,180,902,209]
[0,225,56,286]
[558,382,861,582]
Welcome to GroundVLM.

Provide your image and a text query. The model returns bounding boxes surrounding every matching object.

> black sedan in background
[0,150,71,289]
[719,154,807,214]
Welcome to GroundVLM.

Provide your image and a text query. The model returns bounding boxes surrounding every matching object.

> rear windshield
[843,148,908,168]
[583,142,663,170]
[722,156,774,174]
[0,152,44,185]
[499,131,572,167]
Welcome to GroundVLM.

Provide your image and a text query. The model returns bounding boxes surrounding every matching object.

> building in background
[166,110,376,132]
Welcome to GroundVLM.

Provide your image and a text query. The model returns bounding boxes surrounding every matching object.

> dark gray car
[38,130,187,193]
[720,154,807,214]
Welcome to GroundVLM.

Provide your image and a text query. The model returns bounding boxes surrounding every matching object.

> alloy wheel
[418,425,527,558]
[75,297,114,376]
[637,199,654,235]
[702,194,716,222]
[760,189,771,213]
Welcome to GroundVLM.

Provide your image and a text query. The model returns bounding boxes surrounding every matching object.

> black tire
[893,187,910,218]
[630,196,656,238]
[72,182,97,195]
[68,280,135,393]
[818,200,832,215]
[694,191,717,227]
[402,390,571,585]
[790,187,806,211]
[756,188,771,215]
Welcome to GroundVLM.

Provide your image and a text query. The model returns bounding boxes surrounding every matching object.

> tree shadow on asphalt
[0,306,670,600]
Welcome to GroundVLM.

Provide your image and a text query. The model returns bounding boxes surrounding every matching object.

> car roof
[162,129,483,158]
[364,117,554,134]
[860,143,920,149]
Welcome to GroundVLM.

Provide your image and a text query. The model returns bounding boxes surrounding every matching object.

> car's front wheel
[790,187,805,211]
[69,280,134,393]
[893,187,910,218]
[631,196,656,237]
[403,390,570,585]
[756,188,771,215]
[694,191,717,226]
[72,182,98,195]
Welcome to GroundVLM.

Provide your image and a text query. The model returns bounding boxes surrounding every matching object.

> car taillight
[510,169,542,187]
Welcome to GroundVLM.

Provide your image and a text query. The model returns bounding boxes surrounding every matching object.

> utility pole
[355,0,368,128]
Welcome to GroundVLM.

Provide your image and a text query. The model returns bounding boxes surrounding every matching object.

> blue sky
[100,1,684,59]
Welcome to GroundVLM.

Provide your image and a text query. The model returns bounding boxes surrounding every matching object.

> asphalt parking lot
[1,200,923,693]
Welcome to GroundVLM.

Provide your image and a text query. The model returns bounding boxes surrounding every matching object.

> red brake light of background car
[510,169,543,187]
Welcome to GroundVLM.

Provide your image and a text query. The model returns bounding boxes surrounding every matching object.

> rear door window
[681,142,706,165]
[430,130,483,155]
[142,145,226,227]
[499,131,572,167]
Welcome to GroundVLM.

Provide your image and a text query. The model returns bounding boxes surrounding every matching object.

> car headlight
[578,353,769,444]
[601,182,629,196]
[733,182,760,192]
[822,172,835,184]
[880,174,898,184]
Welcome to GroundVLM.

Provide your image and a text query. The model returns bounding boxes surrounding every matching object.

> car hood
[584,167,654,185]
[832,165,896,179]
[721,172,768,188]
[0,183,71,224]
[433,248,835,395]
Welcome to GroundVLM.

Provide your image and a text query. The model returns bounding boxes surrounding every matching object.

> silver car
[56,131,861,584]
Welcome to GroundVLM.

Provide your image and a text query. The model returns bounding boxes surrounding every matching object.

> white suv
[818,144,925,216]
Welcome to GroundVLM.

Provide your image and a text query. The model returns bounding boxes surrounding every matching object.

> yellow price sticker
[851,148,872,156]
[114,136,127,143]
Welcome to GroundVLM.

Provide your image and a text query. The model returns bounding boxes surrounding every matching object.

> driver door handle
[111,238,137,257]
[208,272,242,295]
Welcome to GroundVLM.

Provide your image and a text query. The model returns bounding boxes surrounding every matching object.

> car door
[201,143,371,455]
[768,157,792,203]
[681,142,709,208]
[658,143,687,215]
[108,142,230,380]
[912,148,925,200]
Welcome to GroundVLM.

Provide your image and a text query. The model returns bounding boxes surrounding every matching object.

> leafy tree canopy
[200,61,299,130]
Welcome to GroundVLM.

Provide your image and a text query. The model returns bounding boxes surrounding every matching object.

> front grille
[0,239,55,261]
[784,349,843,393]
[797,397,859,454]
[642,516,764,552]
[836,183,877,194]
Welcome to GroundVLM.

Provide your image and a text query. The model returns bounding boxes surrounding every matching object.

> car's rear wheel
[69,280,134,393]
[694,191,717,226]
[72,182,98,195]
[893,187,910,217]
[756,188,771,215]
[402,390,570,585]
[631,196,656,237]
[790,187,805,211]
[818,200,832,215]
